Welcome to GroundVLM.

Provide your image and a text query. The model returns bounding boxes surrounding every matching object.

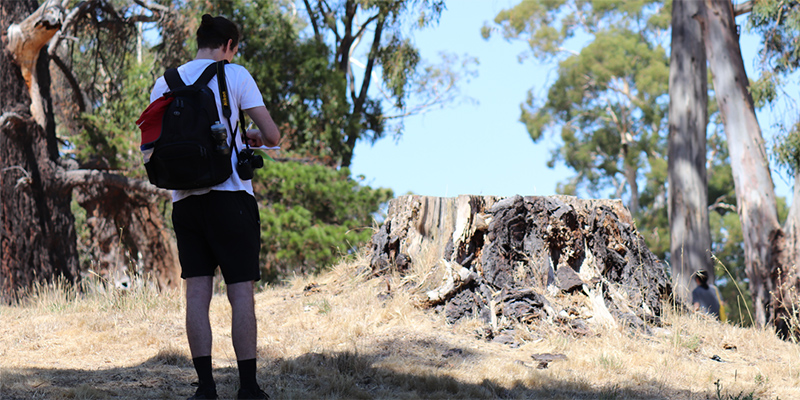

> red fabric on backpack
[137,96,173,146]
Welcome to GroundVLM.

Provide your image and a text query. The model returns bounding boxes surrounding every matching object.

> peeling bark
[75,185,179,290]
[5,0,62,127]
[700,0,784,328]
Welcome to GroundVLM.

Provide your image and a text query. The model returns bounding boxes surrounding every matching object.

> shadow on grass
[1,337,703,400]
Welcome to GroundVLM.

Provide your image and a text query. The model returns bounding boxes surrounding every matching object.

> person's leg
[186,276,216,398]
[227,281,265,398]
[186,276,215,356]
[212,192,265,398]
[227,280,257,359]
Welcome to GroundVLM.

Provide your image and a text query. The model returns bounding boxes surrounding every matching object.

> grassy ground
[1,259,798,400]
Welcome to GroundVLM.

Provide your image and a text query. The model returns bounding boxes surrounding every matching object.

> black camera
[236,148,264,180]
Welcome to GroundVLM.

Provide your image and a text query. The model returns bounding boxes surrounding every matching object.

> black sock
[238,358,258,391]
[193,356,215,389]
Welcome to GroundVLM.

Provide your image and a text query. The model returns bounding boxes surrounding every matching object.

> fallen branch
[61,169,170,200]
[424,259,475,306]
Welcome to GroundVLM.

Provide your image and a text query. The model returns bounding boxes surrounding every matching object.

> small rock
[442,348,463,358]
[556,267,584,293]
[531,353,568,362]
[492,334,516,345]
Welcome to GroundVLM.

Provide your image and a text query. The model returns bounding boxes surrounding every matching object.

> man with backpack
[144,14,279,400]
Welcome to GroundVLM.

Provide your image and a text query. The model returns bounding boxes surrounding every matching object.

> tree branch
[0,112,28,130]
[320,0,340,42]
[733,1,753,17]
[133,0,169,14]
[354,17,384,110]
[270,157,325,165]
[46,1,95,114]
[61,169,170,200]
[709,196,737,213]
[49,54,86,113]
[47,0,91,56]
[352,13,380,43]
[303,0,322,42]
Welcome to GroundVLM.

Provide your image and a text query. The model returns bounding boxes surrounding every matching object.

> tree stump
[367,195,672,333]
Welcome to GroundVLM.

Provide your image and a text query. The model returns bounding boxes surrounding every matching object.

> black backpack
[141,61,234,190]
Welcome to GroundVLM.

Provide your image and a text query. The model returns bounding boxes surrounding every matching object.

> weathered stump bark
[76,185,180,290]
[368,195,672,333]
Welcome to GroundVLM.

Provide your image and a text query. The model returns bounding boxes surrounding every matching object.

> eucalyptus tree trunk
[776,174,800,337]
[668,0,712,305]
[700,0,785,327]
[0,0,79,301]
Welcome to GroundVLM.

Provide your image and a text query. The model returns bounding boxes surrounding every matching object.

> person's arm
[244,106,280,147]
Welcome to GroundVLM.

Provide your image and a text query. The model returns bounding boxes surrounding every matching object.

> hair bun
[201,14,214,26]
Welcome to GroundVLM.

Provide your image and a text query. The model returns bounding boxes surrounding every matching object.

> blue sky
[347,0,798,201]
[348,0,571,198]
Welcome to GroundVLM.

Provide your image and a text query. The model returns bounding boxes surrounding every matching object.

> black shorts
[172,191,261,284]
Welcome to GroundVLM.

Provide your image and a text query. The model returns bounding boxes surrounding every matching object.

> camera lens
[252,155,264,169]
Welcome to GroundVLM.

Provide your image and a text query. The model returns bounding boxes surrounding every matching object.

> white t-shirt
[149,59,266,203]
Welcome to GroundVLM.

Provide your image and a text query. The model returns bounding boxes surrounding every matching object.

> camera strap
[215,60,240,154]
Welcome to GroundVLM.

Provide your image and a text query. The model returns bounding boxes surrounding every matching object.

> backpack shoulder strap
[193,62,219,87]
[164,68,185,90]
[164,63,218,91]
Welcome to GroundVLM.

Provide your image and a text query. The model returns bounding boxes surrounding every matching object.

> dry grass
[1,258,799,400]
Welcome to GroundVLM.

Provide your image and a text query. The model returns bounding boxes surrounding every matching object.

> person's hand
[245,129,264,147]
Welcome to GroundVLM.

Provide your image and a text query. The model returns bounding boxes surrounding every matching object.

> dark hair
[196,14,239,50]
[695,270,710,289]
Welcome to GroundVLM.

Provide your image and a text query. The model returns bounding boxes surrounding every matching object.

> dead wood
[367,195,672,334]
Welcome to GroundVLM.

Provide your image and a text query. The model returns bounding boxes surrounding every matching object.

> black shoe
[188,382,218,400]
[236,386,269,399]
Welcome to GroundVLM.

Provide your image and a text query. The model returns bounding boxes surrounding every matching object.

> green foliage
[254,160,392,281]
[206,0,352,163]
[749,0,800,173]
[378,37,421,109]
[711,210,749,326]
[300,0,472,167]
[73,60,153,175]
[495,2,670,216]
[750,0,800,74]
[56,0,149,174]
[749,72,779,109]
[774,123,800,176]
